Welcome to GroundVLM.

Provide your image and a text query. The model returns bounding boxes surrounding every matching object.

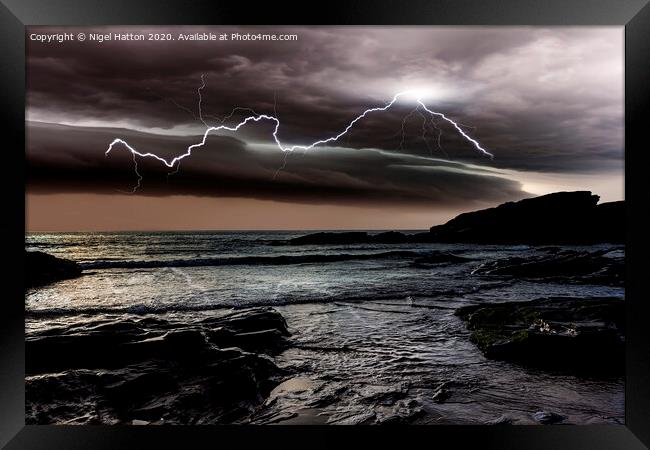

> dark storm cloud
[27,122,523,207]
[26,26,623,201]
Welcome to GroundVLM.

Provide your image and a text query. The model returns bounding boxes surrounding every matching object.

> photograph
[24,25,626,426]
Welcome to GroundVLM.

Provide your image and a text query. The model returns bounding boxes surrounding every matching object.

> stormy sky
[26,26,623,231]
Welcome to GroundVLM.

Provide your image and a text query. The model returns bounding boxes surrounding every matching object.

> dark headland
[289,191,624,246]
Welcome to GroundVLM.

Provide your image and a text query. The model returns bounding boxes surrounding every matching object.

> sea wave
[80,250,424,269]
[24,289,473,319]
[26,242,81,248]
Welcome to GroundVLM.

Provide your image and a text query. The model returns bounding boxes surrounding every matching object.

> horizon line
[25,227,431,234]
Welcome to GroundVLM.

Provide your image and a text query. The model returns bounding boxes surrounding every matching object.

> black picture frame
[2,0,649,448]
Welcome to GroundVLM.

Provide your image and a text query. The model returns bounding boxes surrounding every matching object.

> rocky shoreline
[455,297,624,374]
[25,243,625,423]
[471,247,624,287]
[456,242,625,374]
[26,307,293,424]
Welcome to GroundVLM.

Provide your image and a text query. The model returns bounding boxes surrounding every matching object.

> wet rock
[201,307,290,336]
[472,249,624,287]
[27,348,286,425]
[26,320,157,374]
[26,251,82,288]
[360,385,409,406]
[203,307,290,354]
[25,307,292,424]
[249,410,299,424]
[486,414,514,425]
[455,297,624,374]
[532,410,566,424]
[432,386,451,403]
[306,385,348,407]
[377,399,425,424]
[211,328,289,354]
[327,410,377,425]
[429,191,624,244]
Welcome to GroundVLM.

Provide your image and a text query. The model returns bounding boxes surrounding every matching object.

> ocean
[25,231,625,424]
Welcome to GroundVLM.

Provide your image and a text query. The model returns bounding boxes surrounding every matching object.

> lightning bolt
[392,104,448,159]
[115,152,143,194]
[415,107,435,158]
[416,99,491,158]
[397,106,420,152]
[197,74,208,128]
[271,91,292,181]
[418,109,449,159]
[131,153,143,193]
[106,80,493,191]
